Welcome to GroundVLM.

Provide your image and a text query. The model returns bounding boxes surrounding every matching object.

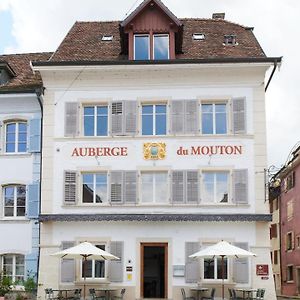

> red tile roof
[0,52,52,92]
[49,18,265,63]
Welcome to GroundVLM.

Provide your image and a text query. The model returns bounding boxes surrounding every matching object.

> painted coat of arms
[143,143,166,160]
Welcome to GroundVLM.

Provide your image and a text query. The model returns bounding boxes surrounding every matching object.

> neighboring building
[270,145,300,297]
[0,53,51,284]
[32,1,281,299]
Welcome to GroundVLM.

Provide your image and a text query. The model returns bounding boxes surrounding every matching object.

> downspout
[35,86,44,287]
[265,58,280,92]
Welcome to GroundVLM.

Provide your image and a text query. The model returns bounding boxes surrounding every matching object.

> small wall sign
[256,264,269,276]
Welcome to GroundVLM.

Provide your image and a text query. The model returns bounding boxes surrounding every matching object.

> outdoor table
[52,289,77,299]
[190,287,209,300]
[235,288,257,299]
[96,287,118,300]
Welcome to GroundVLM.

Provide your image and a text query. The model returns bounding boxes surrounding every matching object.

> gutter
[265,57,282,91]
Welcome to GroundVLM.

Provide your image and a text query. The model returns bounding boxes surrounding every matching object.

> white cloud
[3,0,300,167]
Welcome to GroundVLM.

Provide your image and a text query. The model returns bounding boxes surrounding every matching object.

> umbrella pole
[221,256,224,300]
[83,256,86,300]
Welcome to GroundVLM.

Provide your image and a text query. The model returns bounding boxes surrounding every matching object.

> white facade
[36,63,276,299]
[0,93,41,282]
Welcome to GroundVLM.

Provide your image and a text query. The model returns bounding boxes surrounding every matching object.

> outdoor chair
[45,288,54,300]
[181,288,196,300]
[252,288,265,300]
[201,288,215,300]
[73,289,81,300]
[112,288,126,300]
[89,288,105,300]
[231,289,244,300]
[228,288,234,300]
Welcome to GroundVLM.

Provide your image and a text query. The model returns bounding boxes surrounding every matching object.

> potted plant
[0,272,12,300]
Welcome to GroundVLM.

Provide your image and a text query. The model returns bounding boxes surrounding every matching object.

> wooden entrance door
[141,243,168,299]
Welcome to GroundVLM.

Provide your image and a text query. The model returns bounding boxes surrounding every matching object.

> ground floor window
[287,265,294,282]
[82,244,106,279]
[1,254,25,283]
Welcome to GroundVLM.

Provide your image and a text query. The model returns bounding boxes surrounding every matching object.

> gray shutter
[29,118,41,152]
[185,100,198,134]
[186,171,199,204]
[170,101,184,134]
[25,252,38,278]
[172,171,184,203]
[233,242,249,284]
[111,102,123,135]
[185,242,200,283]
[0,121,2,152]
[61,241,75,283]
[233,169,248,204]
[124,171,137,204]
[64,171,77,205]
[232,98,246,134]
[110,171,123,204]
[109,241,123,282]
[27,182,40,218]
[64,103,79,137]
[124,101,137,135]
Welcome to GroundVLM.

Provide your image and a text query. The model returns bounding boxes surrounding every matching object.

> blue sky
[0,9,16,53]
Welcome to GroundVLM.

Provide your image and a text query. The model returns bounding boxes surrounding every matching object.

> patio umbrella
[189,241,256,300]
[51,242,119,299]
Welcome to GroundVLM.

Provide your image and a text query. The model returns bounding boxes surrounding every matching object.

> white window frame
[81,172,108,205]
[134,34,150,60]
[4,120,28,153]
[80,243,107,281]
[201,102,228,135]
[140,171,169,204]
[201,170,231,204]
[153,34,170,60]
[2,184,26,218]
[1,254,25,283]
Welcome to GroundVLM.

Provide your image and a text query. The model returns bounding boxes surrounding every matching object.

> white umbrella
[189,241,256,300]
[51,242,119,299]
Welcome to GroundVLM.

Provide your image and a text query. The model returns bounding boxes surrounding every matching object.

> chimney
[212,13,225,19]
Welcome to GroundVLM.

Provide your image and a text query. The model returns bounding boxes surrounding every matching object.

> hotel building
[32,1,281,299]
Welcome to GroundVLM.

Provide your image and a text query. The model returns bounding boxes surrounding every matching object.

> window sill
[74,279,109,285]
[0,153,31,157]
[0,217,29,222]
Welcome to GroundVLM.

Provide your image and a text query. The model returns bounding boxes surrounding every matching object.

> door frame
[140,242,168,299]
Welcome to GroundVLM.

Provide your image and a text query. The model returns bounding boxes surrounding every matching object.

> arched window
[1,254,25,282]
[3,185,26,217]
[5,121,27,153]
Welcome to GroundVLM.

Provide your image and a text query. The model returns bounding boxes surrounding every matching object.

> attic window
[224,34,237,46]
[101,35,113,41]
[193,33,205,40]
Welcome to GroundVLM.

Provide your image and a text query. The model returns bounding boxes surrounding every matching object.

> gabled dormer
[120,0,183,60]
[0,61,16,85]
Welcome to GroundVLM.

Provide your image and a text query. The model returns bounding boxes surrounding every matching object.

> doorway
[297,267,300,294]
[141,243,168,298]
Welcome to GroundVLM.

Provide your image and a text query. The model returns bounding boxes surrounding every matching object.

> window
[82,173,108,204]
[270,224,277,239]
[224,34,237,45]
[201,103,227,134]
[202,171,229,203]
[286,232,294,251]
[153,34,169,59]
[3,185,26,217]
[134,35,150,60]
[1,254,25,282]
[193,33,205,40]
[83,106,108,136]
[297,236,300,249]
[5,121,27,153]
[274,250,278,265]
[82,244,106,279]
[287,265,294,282]
[141,172,168,204]
[284,172,295,192]
[142,104,166,135]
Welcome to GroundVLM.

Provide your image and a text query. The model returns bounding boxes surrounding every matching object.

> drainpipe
[265,58,281,92]
[35,86,44,287]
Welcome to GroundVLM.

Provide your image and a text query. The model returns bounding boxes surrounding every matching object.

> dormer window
[134,34,169,60]
[224,34,237,46]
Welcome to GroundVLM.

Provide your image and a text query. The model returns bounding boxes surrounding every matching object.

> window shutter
[172,171,184,203]
[27,182,40,218]
[61,241,75,283]
[64,103,79,137]
[185,242,200,283]
[186,171,199,204]
[110,171,123,204]
[170,101,184,134]
[292,232,295,250]
[233,242,249,284]
[109,241,123,282]
[124,171,137,204]
[29,118,41,152]
[25,252,38,278]
[232,97,246,134]
[233,169,248,204]
[124,101,137,135]
[0,121,2,152]
[64,171,77,205]
[111,102,123,135]
[185,100,199,134]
